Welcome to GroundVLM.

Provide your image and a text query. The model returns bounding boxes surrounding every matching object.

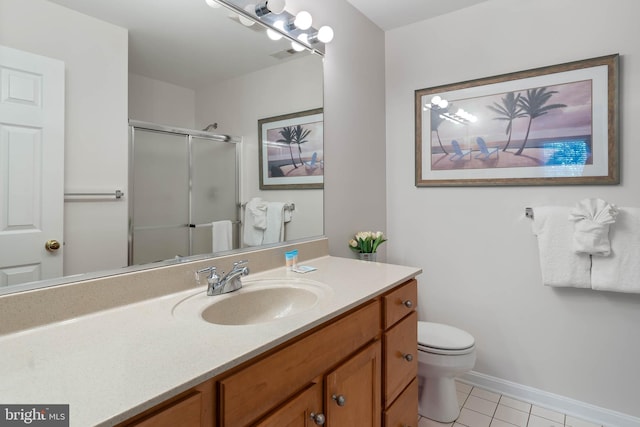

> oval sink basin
[172,278,332,326]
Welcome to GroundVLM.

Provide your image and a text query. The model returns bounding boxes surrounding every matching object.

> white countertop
[0,256,420,426]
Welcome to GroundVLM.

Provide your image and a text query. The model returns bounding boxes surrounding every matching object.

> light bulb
[291,39,306,52]
[255,0,286,16]
[431,96,442,106]
[267,20,285,40]
[205,0,221,8]
[438,99,449,108]
[317,26,334,43]
[239,4,256,26]
[294,11,312,30]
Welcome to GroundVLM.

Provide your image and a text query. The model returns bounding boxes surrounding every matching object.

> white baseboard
[459,371,640,427]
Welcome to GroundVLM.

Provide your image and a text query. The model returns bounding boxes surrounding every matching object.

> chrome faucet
[196,260,249,296]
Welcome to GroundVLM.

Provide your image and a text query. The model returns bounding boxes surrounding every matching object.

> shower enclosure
[128,120,241,265]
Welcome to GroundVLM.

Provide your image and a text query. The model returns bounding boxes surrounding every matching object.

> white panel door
[0,45,64,288]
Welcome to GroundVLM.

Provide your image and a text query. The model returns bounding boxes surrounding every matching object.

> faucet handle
[195,266,218,282]
[233,259,249,269]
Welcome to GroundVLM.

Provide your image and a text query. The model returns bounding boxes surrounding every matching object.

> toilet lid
[418,322,475,351]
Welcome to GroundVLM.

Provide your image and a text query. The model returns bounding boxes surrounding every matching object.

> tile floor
[417,382,604,427]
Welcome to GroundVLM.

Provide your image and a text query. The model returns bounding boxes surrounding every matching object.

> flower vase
[359,252,377,262]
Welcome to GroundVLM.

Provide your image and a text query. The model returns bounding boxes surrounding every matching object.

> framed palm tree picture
[258,108,324,190]
[415,54,619,186]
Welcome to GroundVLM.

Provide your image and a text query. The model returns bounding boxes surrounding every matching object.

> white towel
[568,198,618,256]
[591,208,640,293]
[263,202,285,244]
[242,197,267,246]
[531,206,591,288]
[211,220,232,253]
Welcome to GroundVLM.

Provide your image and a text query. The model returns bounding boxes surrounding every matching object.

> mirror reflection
[0,0,323,294]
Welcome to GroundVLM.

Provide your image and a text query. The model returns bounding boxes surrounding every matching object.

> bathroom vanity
[0,251,421,426]
[119,278,418,427]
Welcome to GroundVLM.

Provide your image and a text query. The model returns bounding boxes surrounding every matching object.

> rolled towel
[568,198,618,256]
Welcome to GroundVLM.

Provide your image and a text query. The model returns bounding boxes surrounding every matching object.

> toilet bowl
[417,321,476,423]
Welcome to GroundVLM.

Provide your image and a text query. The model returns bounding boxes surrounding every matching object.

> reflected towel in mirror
[212,220,233,253]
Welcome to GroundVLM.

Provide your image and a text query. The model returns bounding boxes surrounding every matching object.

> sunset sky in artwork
[432,80,593,147]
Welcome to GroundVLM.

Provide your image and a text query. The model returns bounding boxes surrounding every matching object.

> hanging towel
[568,198,618,256]
[263,202,286,244]
[242,197,267,246]
[211,220,233,253]
[531,206,591,288]
[591,208,640,293]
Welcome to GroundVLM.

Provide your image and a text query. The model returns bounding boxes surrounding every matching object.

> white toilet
[417,321,476,423]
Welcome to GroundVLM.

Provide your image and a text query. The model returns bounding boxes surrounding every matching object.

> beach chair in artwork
[450,140,471,161]
[304,151,319,172]
[475,137,499,159]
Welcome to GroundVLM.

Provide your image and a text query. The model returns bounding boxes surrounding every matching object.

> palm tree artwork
[486,92,526,151]
[277,126,298,168]
[514,87,567,156]
[430,107,449,155]
[293,125,312,165]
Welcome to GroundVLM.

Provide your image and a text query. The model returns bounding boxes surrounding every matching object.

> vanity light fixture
[205,0,221,8]
[207,0,333,55]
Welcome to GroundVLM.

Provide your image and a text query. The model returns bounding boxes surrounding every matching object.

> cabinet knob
[402,300,413,308]
[310,412,326,425]
[332,394,346,406]
[402,353,413,362]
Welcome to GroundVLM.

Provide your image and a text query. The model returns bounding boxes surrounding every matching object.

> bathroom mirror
[0,0,323,295]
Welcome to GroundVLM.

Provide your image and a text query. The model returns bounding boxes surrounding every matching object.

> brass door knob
[45,240,61,252]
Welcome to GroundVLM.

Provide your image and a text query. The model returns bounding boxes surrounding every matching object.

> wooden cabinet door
[384,378,418,427]
[325,341,382,427]
[254,382,323,427]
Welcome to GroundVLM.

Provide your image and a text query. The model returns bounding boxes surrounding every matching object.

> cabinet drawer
[383,279,417,329]
[383,311,417,406]
[384,378,418,427]
[219,300,380,426]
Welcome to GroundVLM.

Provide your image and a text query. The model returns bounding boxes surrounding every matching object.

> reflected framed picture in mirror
[259,108,324,190]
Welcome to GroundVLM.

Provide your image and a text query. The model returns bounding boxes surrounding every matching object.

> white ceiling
[343,0,490,31]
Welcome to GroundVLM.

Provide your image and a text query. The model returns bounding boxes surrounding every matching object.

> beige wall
[129,73,196,129]
[386,0,640,417]
[0,0,129,275]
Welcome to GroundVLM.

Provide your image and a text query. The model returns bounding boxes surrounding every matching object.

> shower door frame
[128,120,242,266]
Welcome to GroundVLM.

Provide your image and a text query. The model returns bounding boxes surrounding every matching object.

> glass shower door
[191,136,239,254]
[130,129,189,265]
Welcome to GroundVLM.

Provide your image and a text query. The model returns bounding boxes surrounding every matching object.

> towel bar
[240,201,295,211]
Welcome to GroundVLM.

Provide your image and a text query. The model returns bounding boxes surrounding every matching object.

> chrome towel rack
[64,190,124,201]
[240,201,295,211]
